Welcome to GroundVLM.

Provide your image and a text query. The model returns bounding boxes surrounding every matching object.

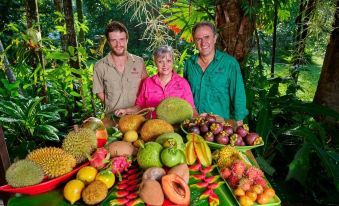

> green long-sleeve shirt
[184,50,248,121]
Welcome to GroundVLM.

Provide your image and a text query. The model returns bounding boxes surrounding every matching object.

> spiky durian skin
[27,147,76,178]
[62,128,97,164]
[5,159,44,187]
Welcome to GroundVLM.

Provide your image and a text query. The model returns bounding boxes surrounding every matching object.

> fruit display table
[6,151,279,206]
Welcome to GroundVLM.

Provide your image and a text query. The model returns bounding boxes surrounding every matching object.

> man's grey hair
[153,45,173,60]
[192,21,217,36]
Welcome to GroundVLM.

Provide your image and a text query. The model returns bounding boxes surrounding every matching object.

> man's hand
[114,109,127,117]
[236,120,243,127]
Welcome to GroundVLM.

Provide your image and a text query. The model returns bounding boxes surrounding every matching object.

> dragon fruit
[111,156,132,180]
[89,147,110,169]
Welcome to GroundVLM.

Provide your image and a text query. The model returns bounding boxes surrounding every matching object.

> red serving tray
[0,162,89,195]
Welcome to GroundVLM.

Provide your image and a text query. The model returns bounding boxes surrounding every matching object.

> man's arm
[96,92,105,103]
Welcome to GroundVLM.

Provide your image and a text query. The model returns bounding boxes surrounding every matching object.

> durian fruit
[27,147,77,178]
[82,180,108,205]
[156,97,193,125]
[5,159,44,187]
[62,127,97,163]
[140,119,174,142]
[118,114,145,133]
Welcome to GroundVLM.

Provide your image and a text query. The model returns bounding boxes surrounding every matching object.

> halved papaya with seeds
[161,174,190,205]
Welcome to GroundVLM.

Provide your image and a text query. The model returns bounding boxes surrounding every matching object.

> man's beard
[111,47,126,56]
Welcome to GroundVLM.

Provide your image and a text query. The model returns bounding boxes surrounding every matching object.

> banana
[185,141,196,165]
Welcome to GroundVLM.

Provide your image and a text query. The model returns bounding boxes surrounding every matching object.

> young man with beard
[184,21,248,126]
[93,21,147,126]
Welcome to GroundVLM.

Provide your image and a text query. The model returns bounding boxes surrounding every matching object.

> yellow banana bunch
[184,133,212,166]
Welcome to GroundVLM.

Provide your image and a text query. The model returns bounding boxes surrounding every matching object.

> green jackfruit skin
[137,142,163,169]
[62,128,97,163]
[6,159,44,187]
[156,97,193,125]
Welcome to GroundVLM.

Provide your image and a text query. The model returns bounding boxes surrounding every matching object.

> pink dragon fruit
[111,156,132,180]
[89,147,110,169]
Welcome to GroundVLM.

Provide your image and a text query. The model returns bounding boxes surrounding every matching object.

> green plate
[180,123,264,152]
[207,141,264,152]
[218,153,281,206]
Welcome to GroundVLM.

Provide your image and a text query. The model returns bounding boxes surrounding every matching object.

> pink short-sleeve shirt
[135,72,195,111]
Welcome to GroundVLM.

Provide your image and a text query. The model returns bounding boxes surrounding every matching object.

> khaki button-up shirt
[93,52,147,115]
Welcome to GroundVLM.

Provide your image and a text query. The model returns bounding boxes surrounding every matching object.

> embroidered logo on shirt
[131,67,139,74]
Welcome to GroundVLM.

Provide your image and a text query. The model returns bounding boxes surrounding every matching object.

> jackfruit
[140,119,174,142]
[82,180,108,205]
[156,97,193,125]
[5,159,44,187]
[62,127,97,163]
[118,114,145,133]
[27,147,77,178]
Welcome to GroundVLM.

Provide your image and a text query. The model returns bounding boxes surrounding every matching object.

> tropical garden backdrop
[0,0,339,205]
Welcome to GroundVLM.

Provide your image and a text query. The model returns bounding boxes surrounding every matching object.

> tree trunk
[63,0,80,69]
[53,0,67,51]
[215,0,255,69]
[271,0,278,77]
[24,0,48,102]
[76,0,85,45]
[313,0,339,115]
[0,40,16,84]
[63,0,84,119]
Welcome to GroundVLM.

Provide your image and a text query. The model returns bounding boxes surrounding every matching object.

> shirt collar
[103,52,135,67]
[193,49,221,64]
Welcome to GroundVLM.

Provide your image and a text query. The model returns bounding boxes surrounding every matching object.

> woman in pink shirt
[114,45,197,117]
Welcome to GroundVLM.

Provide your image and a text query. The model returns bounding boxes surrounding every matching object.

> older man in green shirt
[184,21,248,126]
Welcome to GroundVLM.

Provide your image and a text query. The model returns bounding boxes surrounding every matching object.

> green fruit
[62,128,97,164]
[156,97,193,124]
[27,147,77,178]
[140,119,174,142]
[6,159,44,187]
[137,142,163,169]
[160,148,183,168]
[156,132,185,151]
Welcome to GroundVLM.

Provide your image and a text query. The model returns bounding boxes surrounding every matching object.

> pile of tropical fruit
[3,97,279,206]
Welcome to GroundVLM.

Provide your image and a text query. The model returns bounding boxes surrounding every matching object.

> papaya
[162,174,190,205]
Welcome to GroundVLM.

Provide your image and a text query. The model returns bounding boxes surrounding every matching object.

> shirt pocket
[146,90,163,106]
[208,75,228,94]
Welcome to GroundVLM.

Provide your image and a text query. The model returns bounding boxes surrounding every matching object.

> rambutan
[238,178,253,191]
[220,167,232,179]
[253,177,267,189]
[227,174,240,189]
[231,160,247,177]
[245,166,264,180]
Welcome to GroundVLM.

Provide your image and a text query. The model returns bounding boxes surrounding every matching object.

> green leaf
[70,91,81,97]
[256,156,276,176]
[255,101,273,151]
[46,51,70,60]
[35,125,60,141]
[288,102,339,119]
[0,117,22,123]
[315,148,339,193]
[286,143,311,186]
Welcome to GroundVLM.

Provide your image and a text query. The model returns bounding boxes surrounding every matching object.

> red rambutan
[227,174,240,189]
[238,178,253,191]
[231,160,247,177]
[245,166,264,180]
[253,177,267,189]
[220,167,232,179]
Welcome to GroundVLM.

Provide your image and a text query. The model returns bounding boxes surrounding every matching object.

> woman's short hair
[153,45,173,60]
[192,21,217,36]
[105,21,129,39]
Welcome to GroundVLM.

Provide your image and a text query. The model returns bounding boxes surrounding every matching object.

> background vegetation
[1,0,339,205]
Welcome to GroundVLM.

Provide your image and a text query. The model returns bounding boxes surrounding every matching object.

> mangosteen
[182,119,191,129]
[205,114,217,124]
[210,122,223,135]
[194,116,204,125]
[204,132,214,142]
[235,124,249,138]
[245,133,263,146]
[188,125,200,135]
[215,131,229,145]
[230,134,245,146]
[200,123,209,134]
[222,123,234,136]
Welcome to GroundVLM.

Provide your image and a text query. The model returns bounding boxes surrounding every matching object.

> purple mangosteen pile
[182,114,263,146]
